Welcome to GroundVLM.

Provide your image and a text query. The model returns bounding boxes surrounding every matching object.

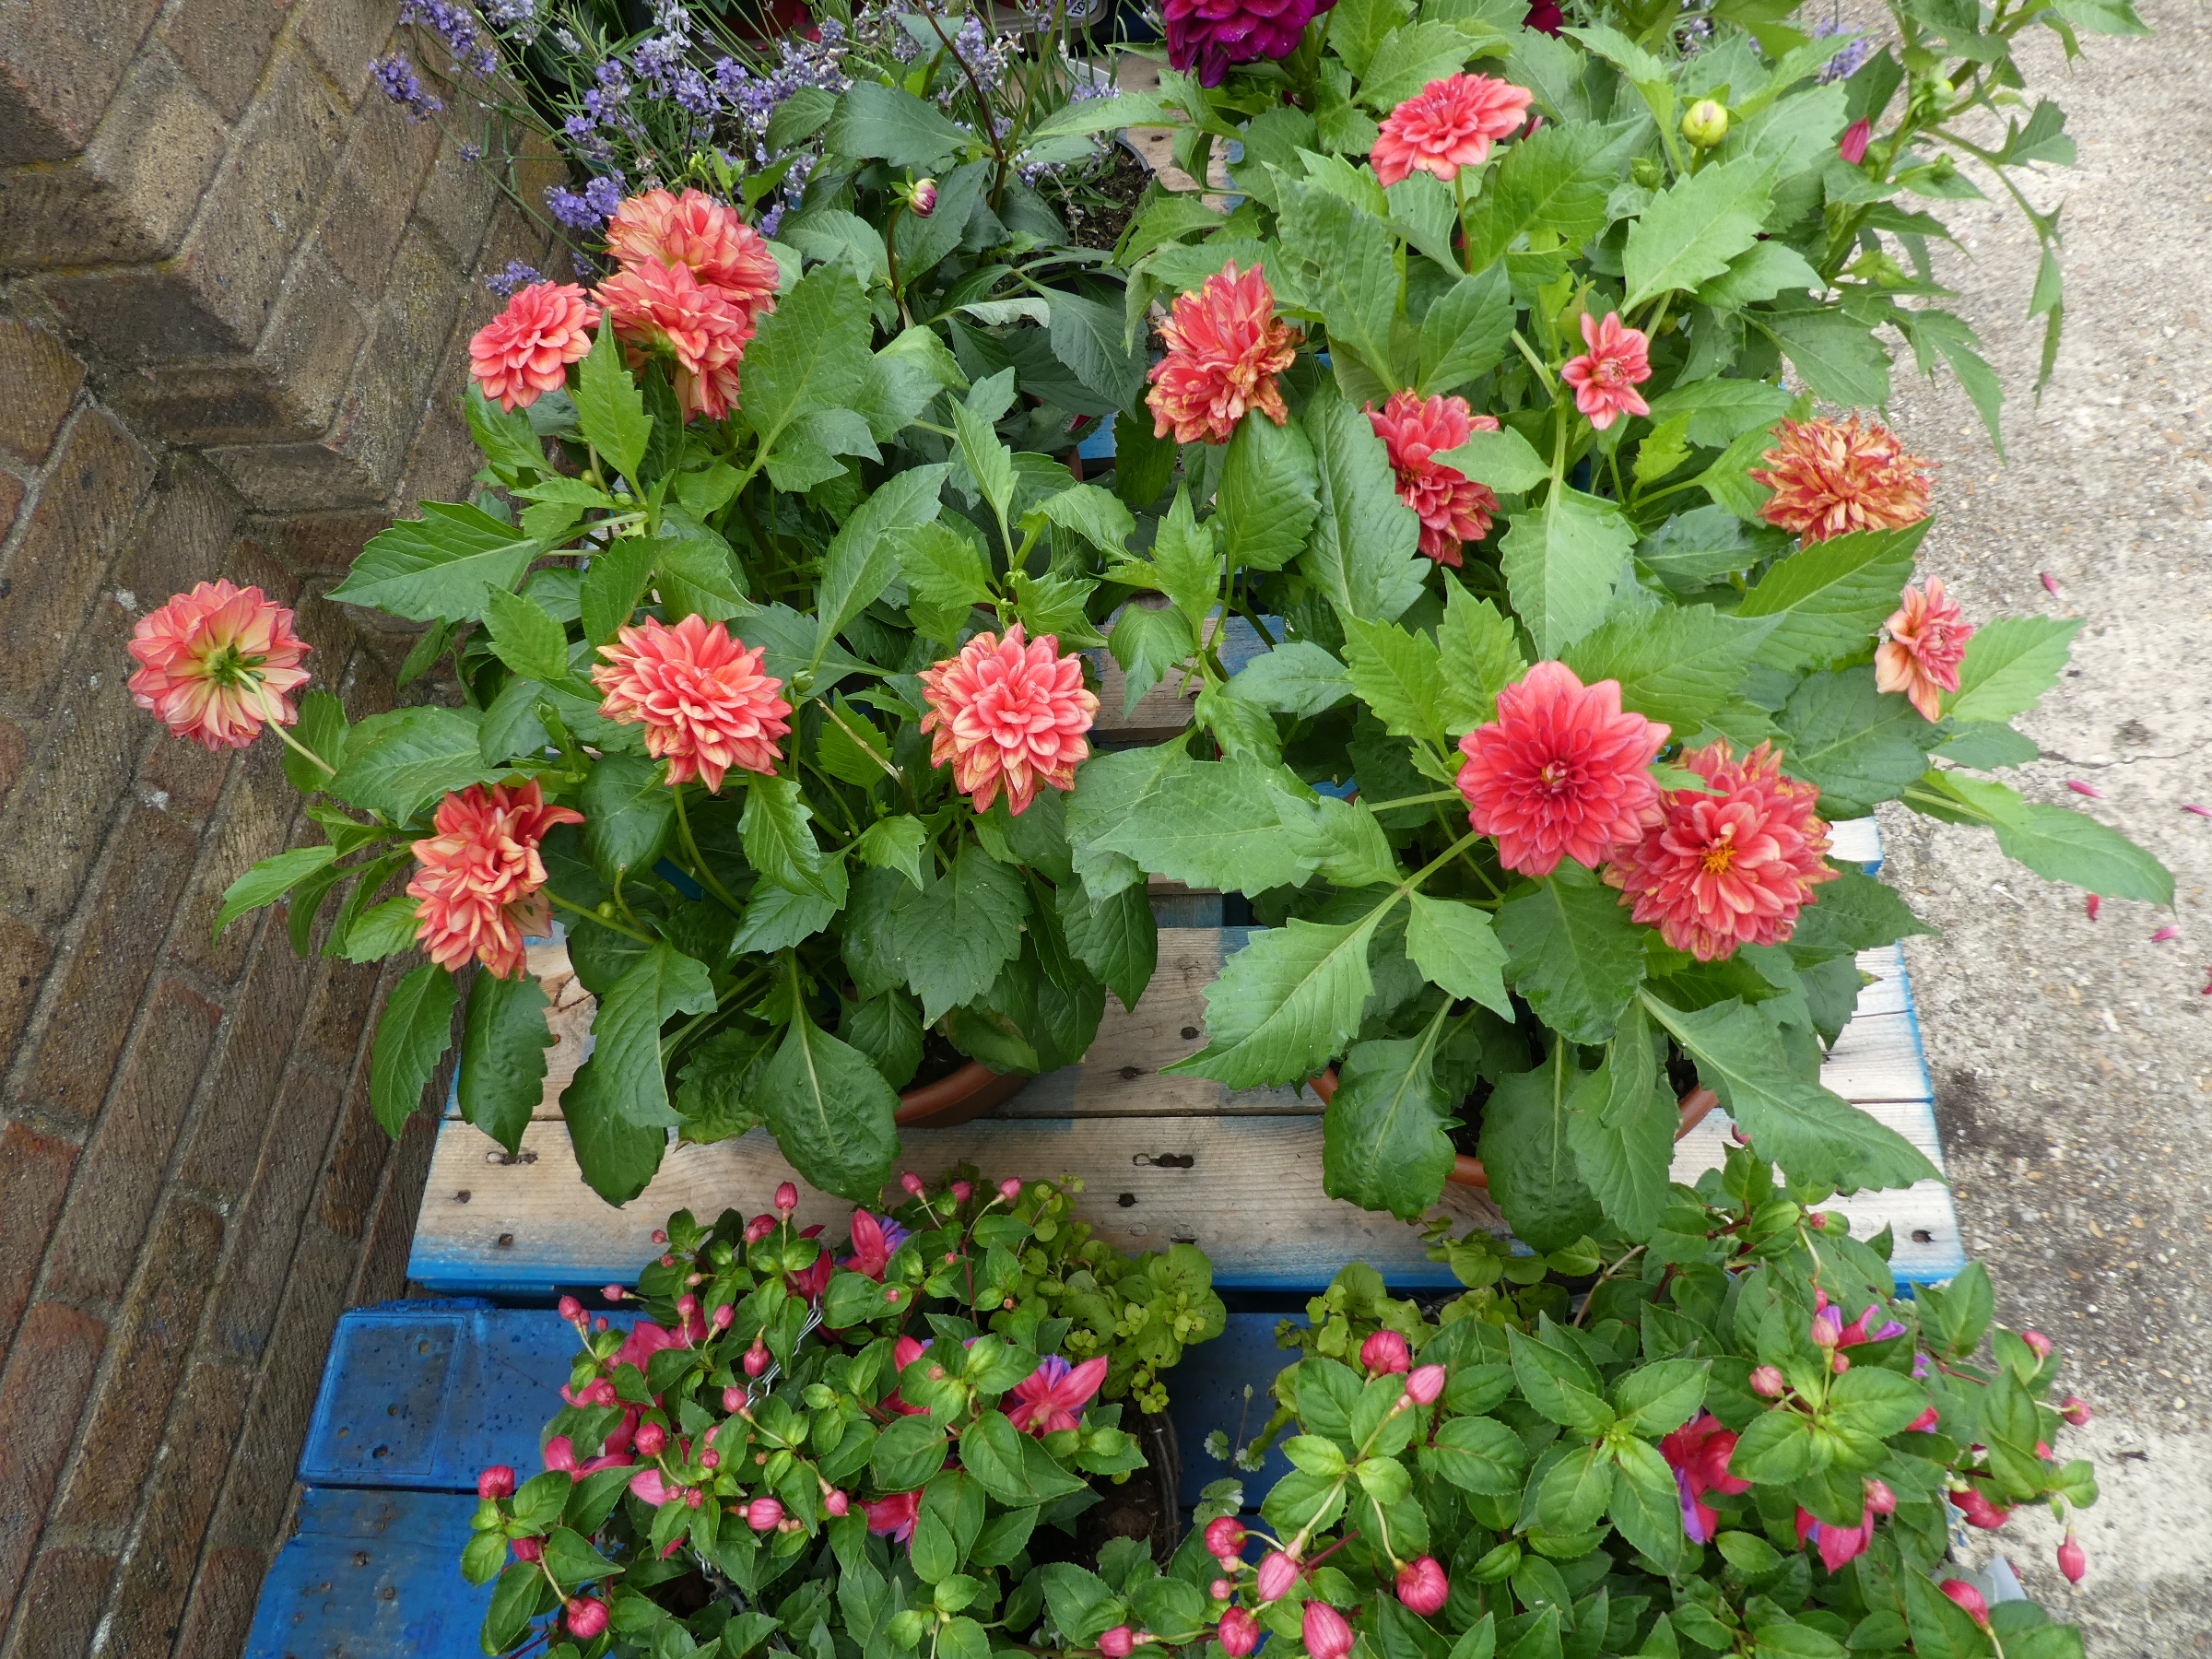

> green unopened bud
[1681,99,1730,147]
[1631,156,1665,189]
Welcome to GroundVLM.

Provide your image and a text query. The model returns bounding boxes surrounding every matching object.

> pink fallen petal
[2085,896,2100,921]
[2066,780,2102,798]
[2184,805,2212,818]
[2202,968,2212,996]
[2040,572,2062,596]
[2151,926,2181,943]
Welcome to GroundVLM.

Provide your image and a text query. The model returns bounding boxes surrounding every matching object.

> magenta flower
[865,1489,921,1540]
[844,1210,912,1281]
[1165,0,1335,87]
[1006,1355,1109,1435]
[1795,1504,1875,1571]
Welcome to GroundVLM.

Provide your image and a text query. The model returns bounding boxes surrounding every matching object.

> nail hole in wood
[497,1232,515,1248]
[454,1190,471,1203]
[1118,1193,1139,1207]
[1180,1026,1201,1041]
[1142,1153,1194,1170]
[355,1551,372,1565]
[1118,1065,1144,1080]
[1912,1229,1935,1243]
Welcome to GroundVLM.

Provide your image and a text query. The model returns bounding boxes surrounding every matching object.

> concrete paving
[1867,0,2212,1645]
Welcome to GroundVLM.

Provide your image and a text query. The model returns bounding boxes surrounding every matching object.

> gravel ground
[1861,0,2212,1646]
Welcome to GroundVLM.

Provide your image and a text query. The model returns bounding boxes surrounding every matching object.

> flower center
[1536,759,1574,794]
[194,641,265,690]
[1700,823,1739,876]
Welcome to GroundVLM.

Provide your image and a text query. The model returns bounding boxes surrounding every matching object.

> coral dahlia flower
[1165,0,1331,88]
[919,626,1098,816]
[1146,263,1301,446]
[1371,74,1535,188]
[591,612,793,792]
[594,260,755,422]
[1560,311,1653,430]
[604,188,780,323]
[1606,740,1839,961]
[469,281,598,412]
[1874,577,1974,721]
[128,581,312,750]
[1367,390,1500,564]
[1455,662,1669,877]
[406,780,584,980]
[1750,415,1934,544]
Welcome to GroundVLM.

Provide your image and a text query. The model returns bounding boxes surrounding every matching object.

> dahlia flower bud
[2022,1330,2053,1359]
[2061,1396,2093,1426]
[910,178,937,217]
[1939,1580,1991,1629]
[1303,1603,1354,1659]
[1865,1478,1897,1515]
[952,1181,973,1203]
[1100,1628,1135,1658]
[558,1296,583,1324]
[477,1465,516,1500]
[747,1498,784,1531]
[566,1595,611,1638]
[1839,117,1873,164]
[824,1488,850,1516]
[999,1178,1025,1205]
[1218,1608,1260,1657]
[723,1386,748,1413]
[1395,1557,1450,1617]
[1256,1550,1300,1602]
[744,1338,771,1377]
[1406,1364,1447,1406]
[1750,1365,1786,1398]
[1205,1516,1248,1560]
[2059,1535,2087,1583]
[1681,98,1730,147]
[1360,1330,1412,1375]
[635,1421,667,1457]
[512,1535,545,1562]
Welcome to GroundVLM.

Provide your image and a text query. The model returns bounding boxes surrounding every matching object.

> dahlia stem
[673,783,745,914]
[272,720,337,777]
[1509,329,1559,399]
[1361,789,1461,814]
[547,889,655,947]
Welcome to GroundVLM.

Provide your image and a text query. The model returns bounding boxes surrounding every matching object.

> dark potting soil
[907,1029,974,1092]
[1055,139,1150,253]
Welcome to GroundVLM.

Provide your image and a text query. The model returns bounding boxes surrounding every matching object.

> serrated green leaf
[853,814,928,888]
[332,895,421,963]
[458,971,554,1156]
[743,265,875,454]
[213,845,339,941]
[1750,308,1892,406]
[1218,411,1320,573]
[326,706,500,822]
[1420,265,1515,394]
[1165,911,1384,1088]
[1485,1055,1605,1253]
[1735,521,1928,671]
[1437,585,1527,735]
[1497,864,1646,1043]
[330,502,543,624]
[1563,605,1778,735]
[1324,1024,1458,1220]
[1095,752,1315,892]
[369,963,458,1136]
[1357,20,1480,110]
[895,843,1030,1022]
[573,324,650,485]
[1624,157,1775,309]
[742,773,831,899]
[1341,615,1448,751]
[1944,616,2080,723]
[759,1007,901,1201]
[1230,641,1352,717]
[1060,881,1158,1013]
[1302,395,1427,625]
[578,534,658,648]
[591,943,715,1127]
[1501,488,1634,657]
[1406,895,1512,1016]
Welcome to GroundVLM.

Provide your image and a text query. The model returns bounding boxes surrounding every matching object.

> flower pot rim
[895,1060,1032,1128]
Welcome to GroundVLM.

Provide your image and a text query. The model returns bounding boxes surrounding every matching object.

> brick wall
[0,2,573,1653]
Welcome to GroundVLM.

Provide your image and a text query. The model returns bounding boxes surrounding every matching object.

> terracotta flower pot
[895,1063,1031,1129]
[1307,1072,1722,1192]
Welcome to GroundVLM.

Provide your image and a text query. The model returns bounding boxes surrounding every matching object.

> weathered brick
[52,1197,226,1532]
[99,1358,247,1659]
[0,407,157,713]
[351,1082,441,1306]
[172,1544,269,1659]
[0,713,26,807]
[3,1543,115,1659]
[0,0,167,165]
[0,46,228,278]
[298,951,384,1076]
[0,917,53,1056]
[291,0,402,106]
[0,1117,76,1345]
[201,1065,350,1366]
[0,318,85,464]
[319,93,441,298]
[15,806,201,1126]
[165,733,301,986]
[0,1301,108,1608]
[174,943,317,1201]
[398,375,479,508]
[41,979,224,1307]
[157,0,288,121]
[245,509,391,582]
[317,1063,395,1241]
[0,470,22,545]
[409,133,500,272]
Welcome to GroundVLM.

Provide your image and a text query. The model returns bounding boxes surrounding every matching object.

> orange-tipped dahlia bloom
[406,780,584,979]
[1367,390,1500,565]
[468,282,599,412]
[1874,577,1974,721]
[919,626,1098,816]
[1146,263,1301,446]
[1371,74,1535,187]
[127,581,312,751]
[1456,661,1670,877]
[1750,415,1934,545]
[1560,311,1653,430]
[591,612,793,792]
[594,260,755,422]
[1605,741,1838,961]
[604,188,780,322]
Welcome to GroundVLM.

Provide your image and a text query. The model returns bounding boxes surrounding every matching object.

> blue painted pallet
[242,1487,490,1659]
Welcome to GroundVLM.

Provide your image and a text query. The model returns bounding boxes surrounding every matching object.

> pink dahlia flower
[604,188,780,321]
[1561,311,1653,430]
[918,626,1098,816]
[594,259,755,421]
[1455,661,1669,877]
[1751,415,1933,545]
[1874,578,1974,721]
[1166,0,1333,87]
[591,613,793,792]
[1367,389,1500,564]
[1606,740,1839,961]
[1146,262,1301,446]
[469,282,598,412]
[128,581,312,750]
[1371,74,1535,187]
[406,780,585,980]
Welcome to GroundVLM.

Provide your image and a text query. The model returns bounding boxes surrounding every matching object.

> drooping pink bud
[1395,1556,1450,1617]
[952,1181,973,1202]
[911,178,938,218]
[1256,1550,1300,1602]
[744,1338,771,1377]
[1302,1602,1354,1659]
[2151,925,2182,943]
[1940,1580,1991,1628]
[2035,1440,2053,1459]
[1405,1364,1446,1406]
[1811,1308,1843,1349]
[901,1171,926,1198]
[1953,1487,2011,1530]
[1211,1579,1234,1601]
[2065,780,2101,798]
[824,1488,850,1516]
[1359,1330,1412,1375]
[1205,1516,1248,1560]
[774,1182,799,1213]
[2058,1536,2087,1583]
[1865,1478,1897,1515]
[999,1178,1024,1205]
[1838,117,1872,163]
[477,1465,517,1500]
[603,1284,627,1300]
[745,1215,776,1244]
[1099,1628,1135,1658]
[1750,1365,1786,1398]
[1908,1406,1941,1432]
[2041,572,2063,596]
[747,1497,785,1531]
[2060,1395,2092,1425]
[677,1294,699,1319]
[566,1595,610,1637]
[635,1421,667,1457]
[713,1302,735,1330]
[2085,895,2101,921]
[512,1535,545,1562]
[2020,1328,2053,1359]
[559,1296,583,1323]
[1218,1608,1260,1657]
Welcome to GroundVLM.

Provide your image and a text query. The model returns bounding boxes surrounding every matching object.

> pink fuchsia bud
[1256,1551,1300,1603]
[1406,1364,1447,1406]
[2022,1329,2053,1359]
[1940,1580,1991,1629]
[2059,1535,2087,1583]
[1838,116,1872,164]
[1395,1556,1450,1617]
[559,1296,583,1323]
[1811,1307,1843,1349]
[824,1488,850,1516]
[900,1172,926,1198]
[774,1182,799,1212]
[701,1450,721,1470]
[2152,925,2182,943]
[747,1497,785,1531]
[1954,1488,2011,1530]
[635,1421,668,1457]
[911,178,938,218]
[602,1284,627,1300]
[1865,1478,1897,1516]
[2085,895,2101,921]
[2066,780,2101,798]
[723,1385,749,1413]
[998,1178,1024,1205]
[652,1230,668,1244]
[512,1535,545,1562]
[1211,1580,1235,1601]
[2061,1395,2092,1425]
[1205,1516,1248,1561]
[1303,1603,1354,1659]
[713,1303,735,1331]
[744,1338,771,1377]
[544,1437,578,1474]
[745,1216,776,1244]
[660,1255,677,1268]
[2035,1441,2053,1459]
[477,1465,516,1500]
[595,1317,608,1333]
[1750,1365,1787,1398]
[952,1181,973,1202]
[687,1487,704,1509]
[2041,571,2063,595]
[1908,1406,1941,1432]
[1099,1628,1135,1658]
[1359,1330,1412,1375]
[566,1595,610,1638]
[1218,1609,1260,1657]
[1831,1354,1852,1375]
[677,1294,699,1319]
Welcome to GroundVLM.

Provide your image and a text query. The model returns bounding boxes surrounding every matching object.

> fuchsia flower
[1205,1517,1248,1559]
[469,281,599,412]
[629,1465,680,1504]
[592,612,793,791]
[1303,1603,1354,1659]
[1941,1580,1993,1628]
[1752,415,1934,545]
[1359,1330,1412,1375]
[1795,1503,1876,1571]
[406,780,584,981]
[919,626,1098,816]
[1165,0,1334,87]
[1660,1412,1752,1544]
[1456,662,1669,877]
[129,581,312,751]
[1404,1365,1446,1406]
[1371,74,1535,187]
[1218,1609,1260,1657]
[865,1488,921,1541]
[844,1210,912,1280]
[477,1465,516,1500]
[1100,1630,1135,1659]
[1147,264,1301,445]
[1006,1355,1110,1435]
[1561,312,1653,429]
[566,1596,610,1639]
[1367,390,1500,564]
[2059,1536,2088,1583]
[1256,1551,1300,1602]
[1875,578,1975,722]
[1395,1557,1450,1616]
